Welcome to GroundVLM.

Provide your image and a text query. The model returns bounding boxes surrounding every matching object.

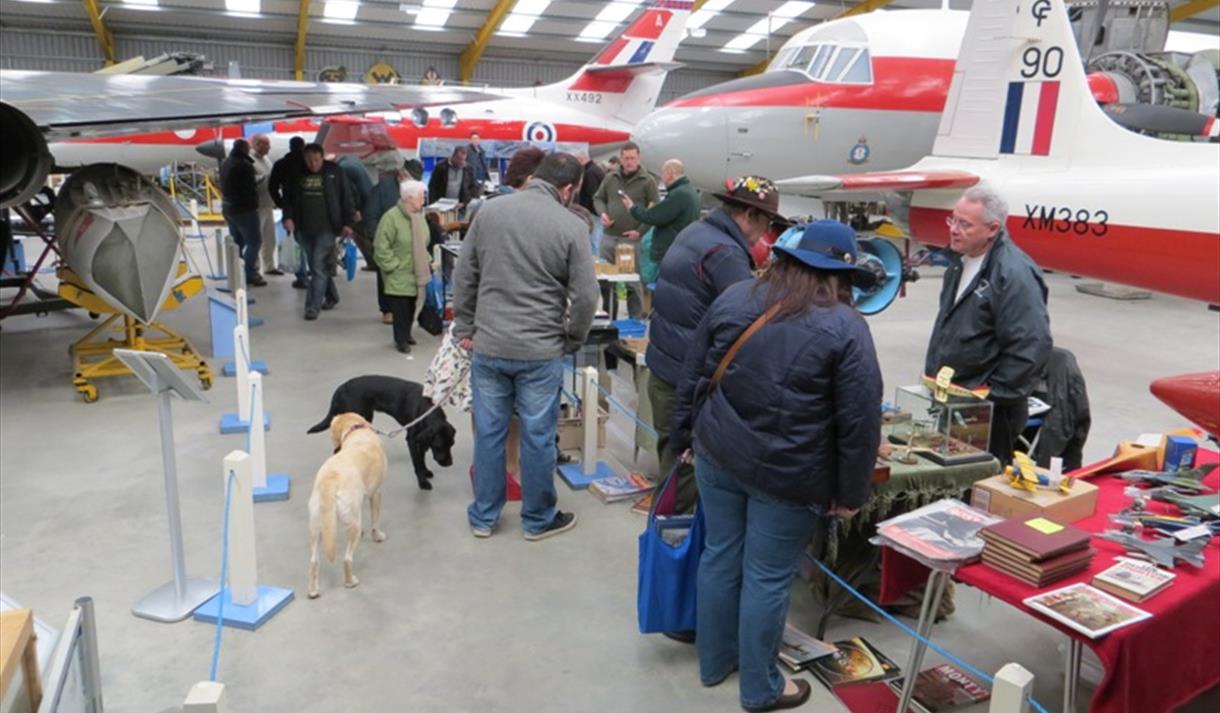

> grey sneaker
[471,526,493,538]
[523,511,577,541]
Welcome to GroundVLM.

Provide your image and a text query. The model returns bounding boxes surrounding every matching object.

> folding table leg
[1063,637,1083,713]
[895,570,950,713]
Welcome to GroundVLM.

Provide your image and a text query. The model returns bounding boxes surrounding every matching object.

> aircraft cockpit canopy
[768,43,873,84]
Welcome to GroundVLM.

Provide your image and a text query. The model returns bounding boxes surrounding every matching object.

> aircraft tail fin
[932,0,1128,164]
[524,0,692,127]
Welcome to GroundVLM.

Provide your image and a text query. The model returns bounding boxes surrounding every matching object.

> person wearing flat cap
[647,175,793,522]
[670,219,883,713]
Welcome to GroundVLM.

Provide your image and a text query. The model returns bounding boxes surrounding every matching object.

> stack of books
[1091,557,1176,602]
[588,472,655,503]
[979,516,1093,587]
[778,623,836,671]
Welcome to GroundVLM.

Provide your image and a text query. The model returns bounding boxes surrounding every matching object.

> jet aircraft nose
[633,100,728,191]
[195,139,226,161]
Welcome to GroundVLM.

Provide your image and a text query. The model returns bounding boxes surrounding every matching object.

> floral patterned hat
[713,175,793,227]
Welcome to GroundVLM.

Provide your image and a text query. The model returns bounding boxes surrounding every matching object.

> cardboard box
[557,411,608,451]
[1164,435,1198,471]
[970,474,1099,524]
[615,243,636,272]
[594,261,618,277]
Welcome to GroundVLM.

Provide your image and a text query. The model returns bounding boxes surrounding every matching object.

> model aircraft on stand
[1096,529,1208,568]
[49,0,694,174]
[1121,463,1218,493]
[0,71,495,399]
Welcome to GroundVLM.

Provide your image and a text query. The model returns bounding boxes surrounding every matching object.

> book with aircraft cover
[885,663,991,712]
[1023,583,1152,639]
[1091,558,1176,603]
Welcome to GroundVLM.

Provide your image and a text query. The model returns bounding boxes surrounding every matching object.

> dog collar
[339,422,370,447]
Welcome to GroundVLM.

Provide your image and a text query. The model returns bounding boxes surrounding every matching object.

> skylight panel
[721,1,813,53]
[577,0,643,41]
[323,0,359,21]
[498,0,553,36]
[225,0,260,15]
[687,0,733,31]
[415,0,457,28]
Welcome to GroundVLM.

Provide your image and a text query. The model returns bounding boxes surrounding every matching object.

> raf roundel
[523,121,557,143]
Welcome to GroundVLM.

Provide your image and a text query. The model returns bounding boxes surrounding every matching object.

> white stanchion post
[223,450,258,607]
[235,288,248,332]
[989,663,1033,713]
[248,374,268,492]
[581,366,599,477]
[188,199,201,237]
[235,325,251,422]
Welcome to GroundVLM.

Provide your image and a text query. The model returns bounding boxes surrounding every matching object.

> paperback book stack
[588,472,655,503]
[1091,558,1176,603]
[777,624,835,671]
[979,516,1093,587]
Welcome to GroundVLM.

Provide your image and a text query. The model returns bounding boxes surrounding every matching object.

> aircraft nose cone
[1150,371,1220,439]
[633,102,728,190]
[195,139,226,161]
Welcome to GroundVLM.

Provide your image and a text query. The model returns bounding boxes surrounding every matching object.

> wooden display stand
[0,609,42,712]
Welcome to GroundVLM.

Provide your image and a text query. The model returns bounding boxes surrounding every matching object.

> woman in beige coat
[373,180,432,353]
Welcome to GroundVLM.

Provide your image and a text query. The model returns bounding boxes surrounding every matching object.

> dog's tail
[319,479,338,563]
[306,411,334,435]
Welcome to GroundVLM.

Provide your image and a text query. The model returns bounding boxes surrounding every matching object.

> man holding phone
[593,142,660,319]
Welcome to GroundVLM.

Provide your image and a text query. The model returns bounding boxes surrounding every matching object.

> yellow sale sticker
[1025,517,1064,535]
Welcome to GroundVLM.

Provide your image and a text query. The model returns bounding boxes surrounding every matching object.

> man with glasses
[924,184,1052,465]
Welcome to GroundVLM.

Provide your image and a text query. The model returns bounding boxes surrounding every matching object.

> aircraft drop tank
[55,163,183,324]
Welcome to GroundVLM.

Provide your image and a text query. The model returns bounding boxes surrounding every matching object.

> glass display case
[884,384,994,466]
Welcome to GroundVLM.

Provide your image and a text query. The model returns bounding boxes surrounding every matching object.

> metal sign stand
[113,349,218,623]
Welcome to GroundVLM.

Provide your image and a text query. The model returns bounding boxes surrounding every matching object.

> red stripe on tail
[1031,81,1059,156]
[625,9,671,40]
[595,38,629,65]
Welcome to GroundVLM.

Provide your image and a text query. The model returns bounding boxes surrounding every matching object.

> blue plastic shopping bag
[343,239,358,282]
[637,467,704,633]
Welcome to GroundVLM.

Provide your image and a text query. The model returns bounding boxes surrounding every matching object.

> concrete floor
[1,249,1217,713]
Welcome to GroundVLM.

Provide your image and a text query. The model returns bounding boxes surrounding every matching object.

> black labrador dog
[307,375,457,490]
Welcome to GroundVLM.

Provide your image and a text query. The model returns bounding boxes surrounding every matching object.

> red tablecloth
[879,449,1220,713]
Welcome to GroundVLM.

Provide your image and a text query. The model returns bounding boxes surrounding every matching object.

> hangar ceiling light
[225,0,261,15]
[323,0,359,21]
[415,0,458,28]
[498,0,554,36]
[578,0,644,42]
[687,0,734,31]
[122,0,160,7]
[721,0,813,52]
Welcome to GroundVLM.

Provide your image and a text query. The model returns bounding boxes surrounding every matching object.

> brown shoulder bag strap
[710,302,783,390]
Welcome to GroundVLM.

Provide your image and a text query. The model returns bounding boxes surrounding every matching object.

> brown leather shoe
[744,679,811,712]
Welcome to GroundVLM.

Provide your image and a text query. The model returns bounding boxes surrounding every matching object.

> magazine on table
[1023,582,1152,639]
[875,499,1002,565]
[809,637,900,688]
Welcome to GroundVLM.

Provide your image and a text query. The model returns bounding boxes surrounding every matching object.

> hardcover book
[1091,558,1176,603]
[979,517,1091,561]
[809,637,901,688]
[1023,583,1152,639]
[885,663,991,712]
[777,623,836,671]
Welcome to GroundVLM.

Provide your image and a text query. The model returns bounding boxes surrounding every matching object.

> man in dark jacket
[576,151,604,215]
[268,136,309,288]
[621,159,700,267]
[427,146,477,208]
[282,143,356,320]
[924,184,1052,465]
[219,139,266,287]
[593,142,660,318]
[466,132,490,184]
[647,175,791,514]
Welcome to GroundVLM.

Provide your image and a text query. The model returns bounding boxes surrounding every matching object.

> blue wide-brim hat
[772,220,877,289]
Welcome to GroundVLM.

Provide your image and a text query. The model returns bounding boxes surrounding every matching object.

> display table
[809,453,1000,637]
[0,609,42,710]
[879,449,1220,713]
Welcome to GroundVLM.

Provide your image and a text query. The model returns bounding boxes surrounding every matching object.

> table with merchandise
[878,449,1220,713]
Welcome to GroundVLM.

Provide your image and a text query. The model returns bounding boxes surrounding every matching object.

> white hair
[400,179,426,200]
[961,183,1009,226]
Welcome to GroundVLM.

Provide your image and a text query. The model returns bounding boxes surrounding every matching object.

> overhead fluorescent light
[415,0,456,28]
[578,0,643,41]
[497,0,552,36]
[687,0,733,31]
[225,0,261,14]
[721,1,813,52]
[323,0,359,21]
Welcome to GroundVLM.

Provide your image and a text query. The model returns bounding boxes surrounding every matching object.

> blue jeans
[300,231,338,314]
[694,456,819,710]
[468,354,563,534]
[293,233,312,282]
[223,207,262,283]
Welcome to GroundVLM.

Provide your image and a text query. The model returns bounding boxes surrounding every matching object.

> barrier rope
[562,364,658,438]
[210,469,237,682]
[808,552,1052,713]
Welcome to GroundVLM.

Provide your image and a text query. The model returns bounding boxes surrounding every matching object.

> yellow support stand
[58,263,213,403]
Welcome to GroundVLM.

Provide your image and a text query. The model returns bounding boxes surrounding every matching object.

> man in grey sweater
[452,152,599,541]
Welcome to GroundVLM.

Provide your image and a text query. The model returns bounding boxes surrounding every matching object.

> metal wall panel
[117,36,295,78]
[303,46,458,84]
[0,29,103,72]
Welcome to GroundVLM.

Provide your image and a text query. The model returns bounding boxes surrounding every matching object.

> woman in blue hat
[670,219,884,712]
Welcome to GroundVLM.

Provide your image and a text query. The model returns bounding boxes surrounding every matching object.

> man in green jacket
[374,180,432,354]
[593,142,660,318]
[621,159,700,271]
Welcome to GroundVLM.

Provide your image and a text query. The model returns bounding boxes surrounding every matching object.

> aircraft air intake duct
[771,227,905,316]
[55,164,184,324]
[0,102,54,209]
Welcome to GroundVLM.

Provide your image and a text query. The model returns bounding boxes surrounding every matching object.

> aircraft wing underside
[776,170,980,197]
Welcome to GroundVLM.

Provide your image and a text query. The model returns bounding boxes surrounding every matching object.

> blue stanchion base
[207,273,226,281]
[222,360,269,377]
[192,585,294,631]
[216,286,233,294]
[219,412,271,434]
[249,316,264,328]
[558,461,617,489]
[253,474,291,503]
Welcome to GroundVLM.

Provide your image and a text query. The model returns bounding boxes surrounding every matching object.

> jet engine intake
[0,102,54,209]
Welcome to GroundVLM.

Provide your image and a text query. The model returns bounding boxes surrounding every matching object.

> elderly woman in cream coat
[374,180,432,354]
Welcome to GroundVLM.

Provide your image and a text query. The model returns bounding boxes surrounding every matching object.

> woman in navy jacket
[671,220,883,712]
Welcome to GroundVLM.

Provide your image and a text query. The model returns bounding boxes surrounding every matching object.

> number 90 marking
[1020,46,1064,79]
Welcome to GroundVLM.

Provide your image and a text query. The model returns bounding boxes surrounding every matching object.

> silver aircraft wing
[0,69,501,140]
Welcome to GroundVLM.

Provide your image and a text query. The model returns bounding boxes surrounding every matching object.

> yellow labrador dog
[307,412,388,599]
